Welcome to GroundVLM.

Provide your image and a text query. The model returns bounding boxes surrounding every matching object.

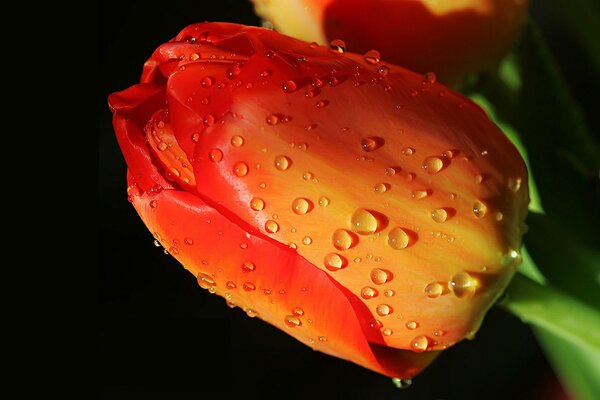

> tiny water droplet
[351,209,379,235]
[332,229,356,250]
[274,155,291,171]
[292,198,312,215]
[473,200,488,219]
[191,132,200,143]
[250,198,265,211]
[422,156,444,174]
[242,261,256,273]
[384,289,395,297]
[318,336,328,342]
[388,227,410,249]
[226,281,237,289]
[424,72,437,83]
[324,253,347,271]
[231,135,244,147]
[209,148,223,162]
[243,282,256,291]
[285,315,302,327]
[371,268,392,285]
[361,136,384,152]
[508,177,522,192]
[316,100,329,109]
[302,236,312,245]
[302,172,314,181]
[431,208,448,223]
[376,304,392,316]
[383,328,393,336]
[450,271,477,298]
[266,114,280,125]
[384,167,396,176]
[265,220,279,233]
[401,147,415,156]
[246,308,258,318]
[378,65,390,76]
[364,49,381,64]
[233,161,248,176]
[406,321,418,330]
[149,200,158,208]
[425,282,444,298]
[411,189,429,199]
[360,286,378,300]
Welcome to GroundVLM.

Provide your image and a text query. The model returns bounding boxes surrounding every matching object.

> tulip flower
[252,0,529,85]
[108,22,528,379]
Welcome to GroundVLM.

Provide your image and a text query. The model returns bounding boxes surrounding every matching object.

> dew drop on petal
[473,200,488,219]
[324,253,347,271]
[329,39,346,53]
[392,378,412,389]
[422,156,444,174]
[388,227,410,249]
[384,289,395,297]
[250,198,265,211]
[450,271,477,298]
[431,208,448,223]
[293,307,304,316]
[201,76,214,88]
[360,286,378,299]
[282,79,298,93]
[376,304,392,316]
[274,155,291,171]
[410,335,431,352]
[266,114,280,125]
[285,315,302,327]
[406,321,418,330]
[412,189,429,199]
[508,177,522,192]
[374,183,389,193]
[370,268,392,285]
[292,198,312,215]
[265,220,279,233]
[209,148,223,162]
[243,282,256,291]
[351,209,379,235]
[424,282,444,298]
[242,261,256,273]
[361,136,384,152]
[332,229,355,250]
[233,161,248,176]
[383,328,393,336]
[231,135,244,147]
[402,147,415,156]
[302,236,312,245]
[364,49,381,64]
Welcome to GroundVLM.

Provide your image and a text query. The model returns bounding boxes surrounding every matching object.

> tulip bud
[252,0,529,85]
[109,22,528,378]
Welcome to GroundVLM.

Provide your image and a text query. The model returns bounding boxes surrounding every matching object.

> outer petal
[147,24,528,351]
[252,0,529,85]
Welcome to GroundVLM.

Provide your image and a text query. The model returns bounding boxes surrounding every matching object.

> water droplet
[377,65,390,76]
[243,282,256,291]
[197,273,215,289]
[266,114,280,125]
[329,39,346,53]
[318,196,330,207]
[424,72,437,83]
[424,282,444,298]
[231,135,244,147]
[209,148,223,162]
[201,97,210,105]
[292,198,312,215]
[383,328,393,336]
[183,237,194,246]
[246,308,258,318]
[387,227,410,249]
[250,198,265,211]
[434,329,446,337]
[233,161,248,176]
[376,304,392,316]
[157,141,168,152]
[288,242,297,249]
[302,172,314,181]
[406,321,418,330]
[371,320,383,329]
[324,253,347,271]
[285,315,302,327]
[361,136,384,152]
[422,156,444,174]
[274,155,291,171]
[508,177,522,192]
[318,336,328,342]
[316,100,329,109]
[351,209,379,235]
[384,289,395,297]
[282,79,298,93]
[332,229,356,250]
[201,76,214,88]
[203,114,216,126]
[226,65,241,79]
[411,189,430,199]
[431,208,448,223]
[495,212,504,221]
[225,281,237,290]
[242,261,256,272]
[265,220,279,233]
[373,183,389,193]
[371,268,392,285]
[191,132,200,143]
[450,271,477,298]
[149,200,158,208]
[392,378,412,389]
[401,147,415,156]
[364,49,381,64]
[473,200,488,219]
[302,236,312,245]
[410,335,431,352]
[360,286,378,299]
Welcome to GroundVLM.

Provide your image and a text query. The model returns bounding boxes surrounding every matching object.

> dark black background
[99,1,595,398]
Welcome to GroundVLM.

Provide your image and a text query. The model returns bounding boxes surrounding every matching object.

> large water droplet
[233,161,248,176]
[329,39,346,53]
[371,268,392,285]
[406,321,418,330]
[250,198,265,211]
[374,183,389,193]
[508,177,522,192]
[292,198,312,215]
[282,79,298,93]
[424,282,444,298]
[209,148,223,162]
[265,220,280,233]
[360,286,378,299]
[376,304,392,316]
[473,200,488,219]
[364,49,381,64]
[431,208,448,223]
[285,315,302,327]
[351,209,379,235]
[422,156,444,174]
[450,271,477,298]
[387,227,410,249]
[410,335,431,352]
[274,155,291,171]
[231,135,244,147]
[332,229,356,250]
[361,136,384,152]
[197,273,215,289]
[324,253,347,271]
